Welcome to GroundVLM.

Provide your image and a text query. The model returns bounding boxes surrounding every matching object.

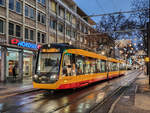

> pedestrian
[12,63,17,80]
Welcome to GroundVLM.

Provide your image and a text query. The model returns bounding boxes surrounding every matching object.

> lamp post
[147,0,150,84]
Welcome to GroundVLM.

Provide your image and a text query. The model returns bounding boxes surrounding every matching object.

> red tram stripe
[58,76,108,89]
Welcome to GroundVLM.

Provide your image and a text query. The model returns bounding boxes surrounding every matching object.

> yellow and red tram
[33,43,126,90]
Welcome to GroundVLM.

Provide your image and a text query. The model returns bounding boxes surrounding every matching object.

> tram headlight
[50,74,58,81]
[34,74,39,80]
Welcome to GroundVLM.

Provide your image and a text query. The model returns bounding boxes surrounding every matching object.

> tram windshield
[37,53,61,74]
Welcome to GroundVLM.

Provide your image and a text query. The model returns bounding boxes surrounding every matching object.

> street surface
[0,70,141,113]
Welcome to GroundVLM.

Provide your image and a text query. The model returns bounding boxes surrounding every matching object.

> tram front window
[37,53,61,74]
[34,53,61,83]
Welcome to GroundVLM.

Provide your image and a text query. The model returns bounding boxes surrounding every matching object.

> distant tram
[33,43,126,90]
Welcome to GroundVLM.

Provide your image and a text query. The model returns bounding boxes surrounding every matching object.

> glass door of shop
[6,49,19,79]
[23,52,34,78]
[0,47,1,81]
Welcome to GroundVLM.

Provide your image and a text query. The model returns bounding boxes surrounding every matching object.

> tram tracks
[89,70,143,113]
[47,70,142,113]
[0,70,141,113]
[46,70,142,113]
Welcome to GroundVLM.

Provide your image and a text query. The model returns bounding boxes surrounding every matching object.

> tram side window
[96,60,101,73]
[112,62,118,71]
[116,63,119,71]
[120,63,122,70]
[90,58,96,74]
[120,63,125,70]
[85,57,91,74]
[62,53,76,76]
[108,62,112,72]
[101,60,106,72]
[123,63,126,70]
[76,55,85,75]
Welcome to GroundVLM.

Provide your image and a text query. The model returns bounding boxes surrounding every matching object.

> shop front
[0,38,41,82]
[0,46,1,82]
[23,50,34,78]
[7,48,19,79]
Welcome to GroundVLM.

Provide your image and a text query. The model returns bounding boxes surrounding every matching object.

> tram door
[61,54,77,89]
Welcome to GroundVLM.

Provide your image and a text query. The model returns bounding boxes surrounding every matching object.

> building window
[66,28,71,37]
[37,12,46,24]
[9,0,22,14]
[16,0,21,13]
[41,0,45,5]
[16,25,21,37]
[25,5,35,20]
[30,30,34,40]
[9,0,14,10]
[59,7,64,18]
[51,0,56,13]
[58,24,64,33]
[38,12,40,22]
[72,31,76,38]
[25,6,28,16]
[81,25,84,33]
[0,20,4,33]
[66,12,71,22]
[30,7,34,19]
[37,32,46,43]
[37,32,40,42]
[41,33,45,43]
[41,14,46,24]
[25,28,28,39]
[25,28,34,41]
[38,0,45,6]
[38,12,41,23]
[9,23,14,36]
[0,0,5,6]
[50,19,56,30]
[72,16,76,25]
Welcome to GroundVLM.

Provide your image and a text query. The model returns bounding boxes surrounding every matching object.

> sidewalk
[0,77,38,99]
[111,73,150,113]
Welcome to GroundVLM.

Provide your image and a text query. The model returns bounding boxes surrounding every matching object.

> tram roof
[41,43,78,52]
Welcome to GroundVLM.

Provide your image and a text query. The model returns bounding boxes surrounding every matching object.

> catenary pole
[148,0,150,84]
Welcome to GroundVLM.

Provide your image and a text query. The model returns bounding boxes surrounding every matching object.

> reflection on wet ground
[0,71,140,113]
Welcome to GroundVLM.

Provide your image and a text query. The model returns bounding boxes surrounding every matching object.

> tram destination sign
[11,38,41,50]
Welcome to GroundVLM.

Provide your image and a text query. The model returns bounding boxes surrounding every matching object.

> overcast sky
[74,0,132,22]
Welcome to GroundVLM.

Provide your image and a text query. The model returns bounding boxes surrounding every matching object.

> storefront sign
[11,38,41,50]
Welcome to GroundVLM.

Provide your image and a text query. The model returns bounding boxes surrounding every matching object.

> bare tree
[96,13,135,40]
[131,0,149,50]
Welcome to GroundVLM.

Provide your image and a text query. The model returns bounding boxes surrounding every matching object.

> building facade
[0,0,97,82]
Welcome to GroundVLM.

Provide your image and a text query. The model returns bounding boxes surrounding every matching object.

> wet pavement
[0,77,38,99]
[109,73,150,113]
[0,70,143,113]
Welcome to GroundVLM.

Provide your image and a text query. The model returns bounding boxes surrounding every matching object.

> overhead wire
[79,28,146,36]
[82,8,149,18]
